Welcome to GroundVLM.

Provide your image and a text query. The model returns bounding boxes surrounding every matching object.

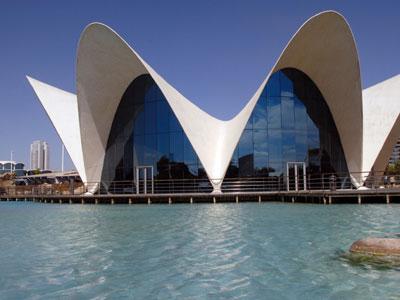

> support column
[211,180,222,194]
[386,194,390,204]
[358,195,361,205]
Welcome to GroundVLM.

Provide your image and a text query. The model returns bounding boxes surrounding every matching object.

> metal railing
[2,172,400,197]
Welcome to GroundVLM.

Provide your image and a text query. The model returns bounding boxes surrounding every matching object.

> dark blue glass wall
[101,75,204,183]
[225,68,348,179]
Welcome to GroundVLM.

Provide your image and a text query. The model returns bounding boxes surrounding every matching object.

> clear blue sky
[0,0,399,171]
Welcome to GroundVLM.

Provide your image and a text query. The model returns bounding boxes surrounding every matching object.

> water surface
[0,202,399,299]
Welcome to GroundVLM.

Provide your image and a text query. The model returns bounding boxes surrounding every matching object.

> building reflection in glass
[101,75,206,186]
[225,68,349,188]
[102,69,349,191]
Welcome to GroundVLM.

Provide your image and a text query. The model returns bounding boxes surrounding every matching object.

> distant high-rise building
[30,140,50,170]
[389,138,400,164]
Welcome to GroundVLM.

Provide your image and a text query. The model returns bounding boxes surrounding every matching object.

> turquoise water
[0,202,399,299]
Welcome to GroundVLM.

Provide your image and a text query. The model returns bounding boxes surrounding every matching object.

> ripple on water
[0,202,400,299]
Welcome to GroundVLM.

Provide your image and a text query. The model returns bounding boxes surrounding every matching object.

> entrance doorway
[286,162,307,191]
[135,166,154,194]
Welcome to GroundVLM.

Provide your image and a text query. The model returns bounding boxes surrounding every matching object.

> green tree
[385,160,400,175]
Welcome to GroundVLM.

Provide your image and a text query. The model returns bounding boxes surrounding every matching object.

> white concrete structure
[26,79,86,181]
[27,11,400,192]
[362,74,400,176]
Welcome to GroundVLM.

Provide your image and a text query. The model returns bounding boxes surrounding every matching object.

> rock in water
[350,238,400,256]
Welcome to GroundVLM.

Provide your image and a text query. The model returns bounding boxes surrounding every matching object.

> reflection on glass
[103,69,349,188]
[253,98,268,129]
[227,68,349,181]
[268,97,281,128]
[102,75,201,182]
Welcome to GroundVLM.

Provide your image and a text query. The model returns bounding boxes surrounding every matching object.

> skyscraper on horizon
[30,140,50,170]
[389,138,400,164]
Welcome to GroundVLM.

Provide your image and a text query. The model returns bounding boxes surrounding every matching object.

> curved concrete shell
[26,77,87,182]
[272,11,363,182]
[75,23,256,191]
[362,74,400,175]
[27,10,398,192]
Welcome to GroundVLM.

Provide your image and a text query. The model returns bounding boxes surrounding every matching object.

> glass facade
[225,68,349,183]
[0,162,25,176]
[101,75,205,184]
[102,69,349,191]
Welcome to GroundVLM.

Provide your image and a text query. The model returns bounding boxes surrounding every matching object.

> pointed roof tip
[26,75,43,88]
[26,75,37,86]
[311,10,345,18]
[81,22,115,36]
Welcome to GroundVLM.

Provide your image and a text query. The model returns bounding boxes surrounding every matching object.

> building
[389,138,400,164]
[30,140,50,171]
[0,161,25,176]
[27,11,400,193]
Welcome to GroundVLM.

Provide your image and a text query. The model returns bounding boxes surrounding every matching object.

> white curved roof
[27,11,400,190]
[26,77,87,182]
[362,74,400,175]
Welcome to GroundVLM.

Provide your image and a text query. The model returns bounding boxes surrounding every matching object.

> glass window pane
[133,105,145,135]
[124,136,133,170]
[295,130,308,162]
[254,130,268,175]
[157,133,169,161]
[145,102,156,134]
[133,135,145,164]
[281,97,294,129]
[294,97,307,130]
[280,71,294,97]
[145,85,156,102]
[267,97,281,129]
[282,130,296,161]
[184,135,197,165]
[253,97,267,129]
[230,146,239,167]
[170,131,183,162]
[187,164,198,177]
[238,130,253,158]
[238,130,253,177]
[144,134,157,165]
[169,108,182,132]
[266,72,280,97]
[245,115,253,130]
[156,100,169,133]
[269,161,283,177]
[268,129,282,162]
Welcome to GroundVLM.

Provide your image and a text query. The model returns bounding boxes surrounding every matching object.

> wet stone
[350,238,400,256]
